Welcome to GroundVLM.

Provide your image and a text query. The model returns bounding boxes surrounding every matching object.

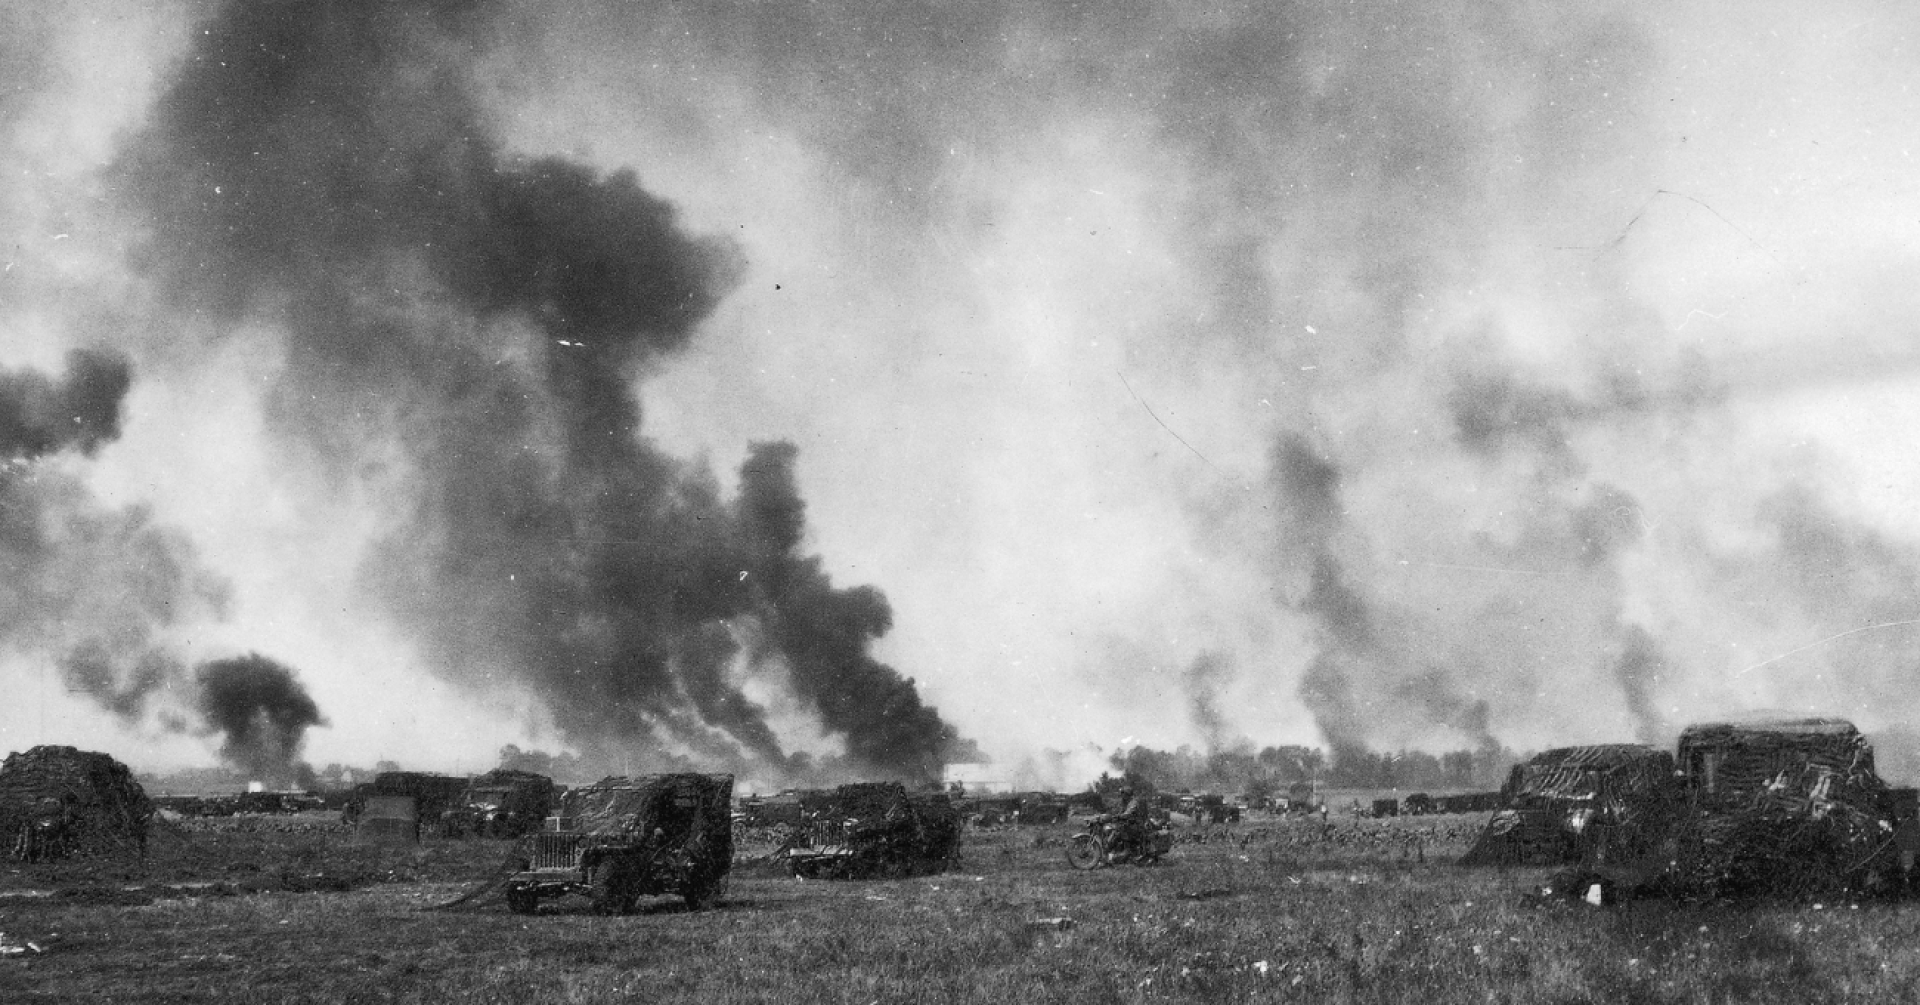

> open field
[6,813,1920,1003]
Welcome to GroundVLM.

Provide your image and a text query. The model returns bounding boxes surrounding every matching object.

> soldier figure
[1111,786,1155,858]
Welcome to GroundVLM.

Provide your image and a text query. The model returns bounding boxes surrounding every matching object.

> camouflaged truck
[1460,744,1678,868]
[504,774,733,914]
[784,782,962,880]
[441,769,556,839]
[1657,717,1920,897]
[1537,718,1920,901]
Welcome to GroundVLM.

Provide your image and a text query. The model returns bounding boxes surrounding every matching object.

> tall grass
[5,816,1920,1003]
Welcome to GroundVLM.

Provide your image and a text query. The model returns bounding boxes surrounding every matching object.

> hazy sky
[7,1,1920,783]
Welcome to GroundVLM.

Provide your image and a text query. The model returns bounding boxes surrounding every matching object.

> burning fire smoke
[11,2,1920,777]
[102,0,966,781]
[194,654,326,787]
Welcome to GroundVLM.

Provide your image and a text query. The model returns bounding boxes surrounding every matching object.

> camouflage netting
[1657,718,1913,898]
[1461,744,1676,867]
[790,782,961,879]
[1678,719,1880,809]
[454,768,556,835]
[0,745,154,860]
[562,774,733,838]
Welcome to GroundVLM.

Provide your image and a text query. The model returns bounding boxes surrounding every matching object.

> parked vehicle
[504,774,733,914]
[1064,814,1172,869]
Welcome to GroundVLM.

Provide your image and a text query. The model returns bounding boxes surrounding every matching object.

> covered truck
[1657,717,1920,897]
[504,773,733,914]
[1533,718,1920,900]
[1461,744,1677,867]
[442,769,556,839]
[784,782,962,879]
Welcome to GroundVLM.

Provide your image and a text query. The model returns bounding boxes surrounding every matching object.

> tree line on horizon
[1105,742,1525,797]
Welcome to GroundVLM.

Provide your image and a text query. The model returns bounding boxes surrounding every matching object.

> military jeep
[504,773,733,914]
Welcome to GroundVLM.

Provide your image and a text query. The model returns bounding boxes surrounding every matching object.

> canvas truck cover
[356,795,420,844]
[556,774,732,835]
[1658,717,1919,896]
[1677,717,1882,810]
[1462,744,1677,867]
[1527,718,1920,899]
[1506,744,1677,804]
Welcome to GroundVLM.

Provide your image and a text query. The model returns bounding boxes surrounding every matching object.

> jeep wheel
[589,861,633,915]
[505,885,539,915]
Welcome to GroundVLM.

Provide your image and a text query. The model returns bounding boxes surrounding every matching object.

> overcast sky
[7,1,1920,783]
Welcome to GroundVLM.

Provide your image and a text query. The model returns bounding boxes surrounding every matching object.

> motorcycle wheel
[1065,833,1106,870]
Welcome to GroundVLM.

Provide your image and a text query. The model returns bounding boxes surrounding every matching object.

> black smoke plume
[1270,435,1375,757]
[0,351,227,727]
[115,0,966,781]
[0,349,130,461]
[194,654,326,786]
[736,442,967,777]
[1271,433,1508,760]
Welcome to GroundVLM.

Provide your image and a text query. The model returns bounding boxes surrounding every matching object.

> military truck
[1658,717,1920,897]
[1535,718,1920,901]
[342,772,470,835]
[442,769,556,839]
[1461,744,1677,867]
[783,782,962,880]
[503,774,733,914]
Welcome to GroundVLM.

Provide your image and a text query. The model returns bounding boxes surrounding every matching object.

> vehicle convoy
[503,774,733,914]
[1065,813,1173,869]
[1492,718,1920,900]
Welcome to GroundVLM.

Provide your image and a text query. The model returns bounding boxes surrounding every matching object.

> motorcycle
[1065,814,1173,869]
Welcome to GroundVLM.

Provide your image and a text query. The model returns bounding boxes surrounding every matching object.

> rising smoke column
[735,441,969,778]
[511,2,1718,755]
[460,1,1920,759]
[0,350,227,723]
[1267,432,1514,759]
[0,350,332,775]
[194,653,326,785]
[1181,650,1236,753]
[113,0,965,779]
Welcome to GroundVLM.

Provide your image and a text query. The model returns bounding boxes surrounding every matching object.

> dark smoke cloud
[1443,364,1671,743]
[523,0,1920,758]
[16,1,1914,771]
[194,653,326,785]
[0,350,131,461]
[1271,436,1389,756]
[0,351,228,734]
[738,441,968,776]
[114,0,966,780]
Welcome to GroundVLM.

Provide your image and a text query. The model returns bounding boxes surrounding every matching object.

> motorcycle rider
[1111,785,1156,859]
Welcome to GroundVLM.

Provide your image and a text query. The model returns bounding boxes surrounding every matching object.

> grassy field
[5,812,1920,1003]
